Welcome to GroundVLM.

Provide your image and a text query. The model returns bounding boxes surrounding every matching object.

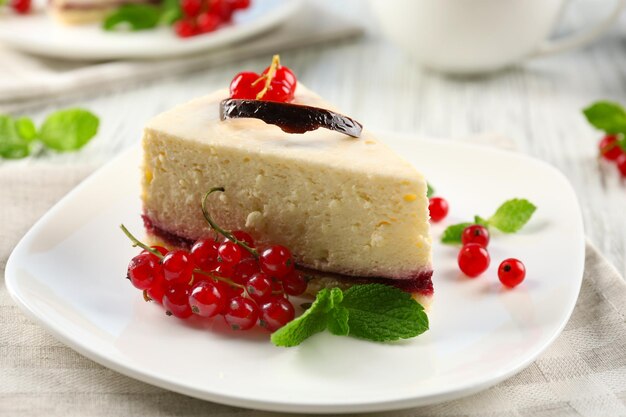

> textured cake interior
[141,86,432,280]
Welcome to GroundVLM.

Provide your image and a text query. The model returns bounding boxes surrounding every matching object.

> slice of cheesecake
[141,85,433,302]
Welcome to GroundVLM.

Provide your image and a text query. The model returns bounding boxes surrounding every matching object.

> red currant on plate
[231,258,260,285]
[260,297,295,332]
[228,230,256,247]
[461,224,490,247]
[223,296,259,330]
[147,276,166,304]
[245,272,273,303]
[162,250,195,284]
[181,0,201,17]
[163,283,193,319]
[498,258,526,288]
[127,253,163,290]
[197,12,221,33]
[263,65,297,89]
[429,197,449,222]
[458,243,490,277]
[282,270,307,296]
[174,19,198,38]
[189,280,227,317]
[598,135,623,161]
[11,0,31,14]
[217,241,242,265]
[616,154,626,178]
[190,238,219,270]
[260,245,294,278]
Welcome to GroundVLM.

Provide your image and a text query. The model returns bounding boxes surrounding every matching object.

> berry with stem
[189,280,227,317]
[260,297,295,331]
[127,253,163,290]
[260,245,294,278]
[245,272,273,303]
[162,250,195,285]
[223,296,259,330]
[163,283,193,318]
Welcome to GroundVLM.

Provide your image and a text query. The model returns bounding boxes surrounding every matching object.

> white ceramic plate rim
[5,134,585,413]
[0,0,301,60]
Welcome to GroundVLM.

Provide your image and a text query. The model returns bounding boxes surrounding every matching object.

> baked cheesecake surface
[142,86,432,280]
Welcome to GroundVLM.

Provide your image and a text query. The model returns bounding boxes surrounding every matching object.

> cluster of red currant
[2,0,30,14]
[458,225,526,288]
[230,54,297,102]
[174,0,251,38]
[598,134,626,178]
[123,191,307,332]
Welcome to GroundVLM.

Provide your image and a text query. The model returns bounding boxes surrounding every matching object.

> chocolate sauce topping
[219,99,363,138]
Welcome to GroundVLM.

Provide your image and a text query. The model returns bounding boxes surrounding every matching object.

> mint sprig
[0,108,99,160]
[426,182,435,198]
[441,198,537,244]
[583,101,626,152]
[104,0,181,31]
[271,284,429,347]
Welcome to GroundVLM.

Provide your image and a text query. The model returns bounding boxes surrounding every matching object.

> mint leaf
[474,215,488,226]
[39,109,99,152]
[104,4,161,31]
[327,306,349,336]
[271,288,342,347]
[160,0,182,25]
[583,101,626,134]
[441,222,471,244]
[15,117,37,141]
[0,115,30,159]
[342,284,428,342]
[488,198,536,233]
[426,182,435,198]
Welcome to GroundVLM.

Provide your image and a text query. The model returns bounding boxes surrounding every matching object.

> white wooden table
[9,0,626,278]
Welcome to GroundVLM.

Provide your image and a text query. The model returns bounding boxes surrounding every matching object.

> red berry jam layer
[143,215,434,297]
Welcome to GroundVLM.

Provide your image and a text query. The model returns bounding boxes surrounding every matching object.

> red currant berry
[429,197,449,222]
[189,280,227,317]
[197,12,220,33]
[231,258,260,285]
[498,258,526,288]
[147,276,166,304]
[230,72,263,99]
[231,0,250,9]
[127,253,163,290]
[227,230,255,248]
[223,296,259,330]
[141,245,168,261]
[218,241,243,265]
[213,263,234,278]
[260,297,295,331]
[181,0,201,17]
[598,135,624,161]
[11,0,30,14]
[191,238,219,270]
[163,283,193,318]
[461,224,490,247]
[264,65,297,88]
[260,245,294,278]
[270,276,284,294]
[245,272,273,303]
[263,80,294,102]
[458,243,490,278]
[174,19,198,38]
[162,250,194,285]
[282,269,307,296]
[616,154,626,178]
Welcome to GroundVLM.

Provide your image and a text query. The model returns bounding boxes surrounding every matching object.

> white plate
[0,0,300,60]
[5,134,584,414]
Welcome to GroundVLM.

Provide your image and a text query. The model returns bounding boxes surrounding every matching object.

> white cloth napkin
[0,2,363,113]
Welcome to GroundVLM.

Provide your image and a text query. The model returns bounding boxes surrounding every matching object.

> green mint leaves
[583,101,626,151]
[426,182,435,198]
[271,284,429,347]
[441,198,537,244]
[0,108,99,159]
[104,0,181,31]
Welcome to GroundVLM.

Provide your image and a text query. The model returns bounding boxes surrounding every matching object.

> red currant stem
[120,224,164,259]
[193,268,244,289]
[254,54,280,100]
[600,140,619,155]
[201,188,259,259]
[142,290,152,302]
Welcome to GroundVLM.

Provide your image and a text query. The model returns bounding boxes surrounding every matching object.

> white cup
[369,0,626,74]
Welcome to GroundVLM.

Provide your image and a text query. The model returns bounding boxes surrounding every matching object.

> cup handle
[532,0,626,57]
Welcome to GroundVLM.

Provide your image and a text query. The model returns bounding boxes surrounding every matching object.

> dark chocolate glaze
[219,99,364,138]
